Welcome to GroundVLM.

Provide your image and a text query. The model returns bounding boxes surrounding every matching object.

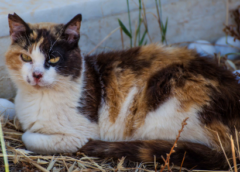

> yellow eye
[49,57,60,64]
[21,54,32,62]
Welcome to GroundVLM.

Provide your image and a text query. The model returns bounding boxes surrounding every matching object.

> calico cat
[5,13,240,170]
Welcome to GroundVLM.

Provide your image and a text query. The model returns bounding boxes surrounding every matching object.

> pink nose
[33,72,43,81]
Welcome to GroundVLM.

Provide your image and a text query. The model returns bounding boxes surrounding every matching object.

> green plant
[155,0,168,44]
[118,0,149,48]
[118,0,168,48]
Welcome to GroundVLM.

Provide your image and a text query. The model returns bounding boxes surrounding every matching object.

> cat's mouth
[33,81,52,88]
[27,77,53,88]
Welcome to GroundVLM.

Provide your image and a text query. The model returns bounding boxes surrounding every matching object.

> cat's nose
[33,71,43,81]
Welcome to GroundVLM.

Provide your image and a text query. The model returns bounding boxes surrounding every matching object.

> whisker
[49,26,64,52]
[52,51,63,58]
[26,35,31,46]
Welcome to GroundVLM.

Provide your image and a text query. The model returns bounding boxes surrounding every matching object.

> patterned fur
[5,13,240,170]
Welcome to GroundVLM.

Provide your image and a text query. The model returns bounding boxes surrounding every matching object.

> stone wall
[0,0,240,98]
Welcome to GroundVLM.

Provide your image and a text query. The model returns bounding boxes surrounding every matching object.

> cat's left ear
[62,14,82,44]
[8,13,31,42]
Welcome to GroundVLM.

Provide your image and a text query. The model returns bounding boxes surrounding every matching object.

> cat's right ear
[8,13,31,42]
[62,14,82,44]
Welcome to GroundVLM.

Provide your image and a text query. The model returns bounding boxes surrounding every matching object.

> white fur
[15,56,99,153]
[99,87,138,141]
[134,97,210,146]
[78,53,86,102]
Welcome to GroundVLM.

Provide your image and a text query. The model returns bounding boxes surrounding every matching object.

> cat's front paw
[22,131,88,154]
[22,131,48,153]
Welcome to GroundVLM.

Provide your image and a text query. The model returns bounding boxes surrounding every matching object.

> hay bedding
[0,117,194,172]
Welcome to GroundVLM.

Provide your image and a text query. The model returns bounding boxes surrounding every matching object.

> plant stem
[0,120,9,172]
[127,0,132,47]
[142,1,152,43]
[138,0,142,45]
[155,0,162,31]
[155,0,163,43]
[159,0,162,21]
[120,28,124,49]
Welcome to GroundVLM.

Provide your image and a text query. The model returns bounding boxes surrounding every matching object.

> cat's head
[5,13,82,90]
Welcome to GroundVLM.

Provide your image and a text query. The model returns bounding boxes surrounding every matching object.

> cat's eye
[21,54,32,62]
[48,57,60,64]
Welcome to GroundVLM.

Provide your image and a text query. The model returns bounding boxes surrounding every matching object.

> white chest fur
[16,88,77,132]
[15,81,99,153]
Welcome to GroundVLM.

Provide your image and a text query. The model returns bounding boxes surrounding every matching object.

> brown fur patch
[124,85,148,137]
[28,36,44,54]
[29,30,38,40]
[106,72,124,123]
[29,22,63,36]
[138,147,153,162]
[90,47,141,123]
[174,75,217,112]
[5,45,25,71]
[107,69,136,123]
[205,121,231,151]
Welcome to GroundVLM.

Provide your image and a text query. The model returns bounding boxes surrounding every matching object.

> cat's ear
[8,13,31,42]
[62,14,82,44]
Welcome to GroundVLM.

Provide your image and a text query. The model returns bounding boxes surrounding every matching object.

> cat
[5,13,240,170]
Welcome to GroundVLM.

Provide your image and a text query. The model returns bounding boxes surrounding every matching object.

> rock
[0,98,16,120]
[188,40,216,57]
[0,66,16,99]
[233,70,240,83]
[215,36,240,60]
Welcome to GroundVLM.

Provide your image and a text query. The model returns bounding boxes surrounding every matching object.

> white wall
[0,0,240,98]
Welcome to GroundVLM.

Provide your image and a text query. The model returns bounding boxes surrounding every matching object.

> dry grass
[1,116,240,172]
[160,118,188,172]
[223,5,240,42]
[0,117,195,172]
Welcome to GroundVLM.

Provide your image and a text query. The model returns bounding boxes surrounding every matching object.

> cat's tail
[79,139,232,170]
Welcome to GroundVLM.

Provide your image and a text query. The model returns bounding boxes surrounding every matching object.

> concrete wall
[0,0,240,98]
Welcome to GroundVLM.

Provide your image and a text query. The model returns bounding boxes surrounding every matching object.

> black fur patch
[40,36,82,79]
[77,56,102,123]
[146,63,185,110]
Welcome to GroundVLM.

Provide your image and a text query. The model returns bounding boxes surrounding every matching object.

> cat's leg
[22,131,87,153]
